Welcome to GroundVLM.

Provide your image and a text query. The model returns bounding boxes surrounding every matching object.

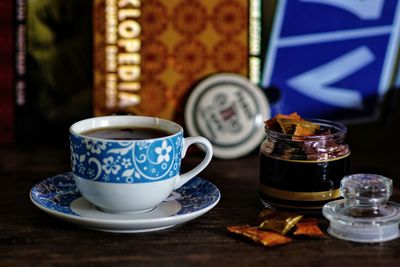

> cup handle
[173,136,213,189]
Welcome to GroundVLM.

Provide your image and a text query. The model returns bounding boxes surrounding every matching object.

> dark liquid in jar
[259,152,350,210]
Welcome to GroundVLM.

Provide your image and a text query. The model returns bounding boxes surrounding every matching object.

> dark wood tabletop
[1,126,400,267]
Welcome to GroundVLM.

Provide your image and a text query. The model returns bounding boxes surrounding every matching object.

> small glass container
[323,174,400,243]
[259,119,350,211]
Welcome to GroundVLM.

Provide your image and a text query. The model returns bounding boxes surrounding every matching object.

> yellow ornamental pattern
[94,0,249,121]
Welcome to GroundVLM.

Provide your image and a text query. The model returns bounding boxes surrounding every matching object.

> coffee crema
[81,127,171,140]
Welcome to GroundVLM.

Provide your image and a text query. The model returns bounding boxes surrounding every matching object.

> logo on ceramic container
[185,74,270,159]
[195,85,257,146]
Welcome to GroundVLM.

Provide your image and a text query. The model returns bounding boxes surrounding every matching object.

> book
[14,0,93,144]
[93,0,249,123]
[0,0,14,144]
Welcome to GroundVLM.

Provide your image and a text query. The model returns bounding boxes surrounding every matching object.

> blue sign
[261,0,400,122]
[396,64,400,87]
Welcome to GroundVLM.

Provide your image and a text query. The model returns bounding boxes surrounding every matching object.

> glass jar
[259,119,350,212]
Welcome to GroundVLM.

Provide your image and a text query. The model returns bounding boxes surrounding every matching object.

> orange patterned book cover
[93,0,249,121]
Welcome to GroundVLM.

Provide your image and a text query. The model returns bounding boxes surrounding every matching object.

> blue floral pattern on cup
[70,132,183,183]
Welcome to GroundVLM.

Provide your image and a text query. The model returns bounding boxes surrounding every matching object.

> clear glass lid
[323,173,400,243]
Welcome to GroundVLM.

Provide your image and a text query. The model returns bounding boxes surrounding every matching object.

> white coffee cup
[70,115,213,214]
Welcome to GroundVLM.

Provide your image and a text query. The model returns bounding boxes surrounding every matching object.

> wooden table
[1,139,399,267]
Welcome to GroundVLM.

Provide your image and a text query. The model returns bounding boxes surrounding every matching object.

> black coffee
[81,127,171,140]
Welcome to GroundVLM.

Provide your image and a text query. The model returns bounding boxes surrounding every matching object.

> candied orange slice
[228,225,292,246]
[276,118,297,134]
[258,209,303,235]
[293,218,324,238]
[276,112,301,121]
[265,112,302,134]
[294,120,320,136]
[265,112,322,137]
[265,117,280,132]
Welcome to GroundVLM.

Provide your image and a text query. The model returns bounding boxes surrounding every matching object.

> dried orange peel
[227,225,292,247]
[258,210,303,235]
[294,120,320,136]
[265,112,320,137]
[293,218,324,238]
[227,210,324,248]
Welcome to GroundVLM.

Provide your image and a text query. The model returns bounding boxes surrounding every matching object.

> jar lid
[323,173,400,243]
[184,73,270,159]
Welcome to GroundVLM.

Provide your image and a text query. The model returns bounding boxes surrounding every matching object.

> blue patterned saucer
[30,173,220,233]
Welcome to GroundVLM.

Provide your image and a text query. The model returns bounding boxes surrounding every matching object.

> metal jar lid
[184,73,270,159]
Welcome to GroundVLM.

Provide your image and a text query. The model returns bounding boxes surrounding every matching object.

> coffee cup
[69,115,213,214]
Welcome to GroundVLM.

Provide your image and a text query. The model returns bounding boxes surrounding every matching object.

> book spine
[13,0,29,143]
[14,0,27,112]
[249,0,262,85]
[0,0,15,144]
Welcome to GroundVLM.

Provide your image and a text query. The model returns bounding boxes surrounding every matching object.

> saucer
[30,172,221,233]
